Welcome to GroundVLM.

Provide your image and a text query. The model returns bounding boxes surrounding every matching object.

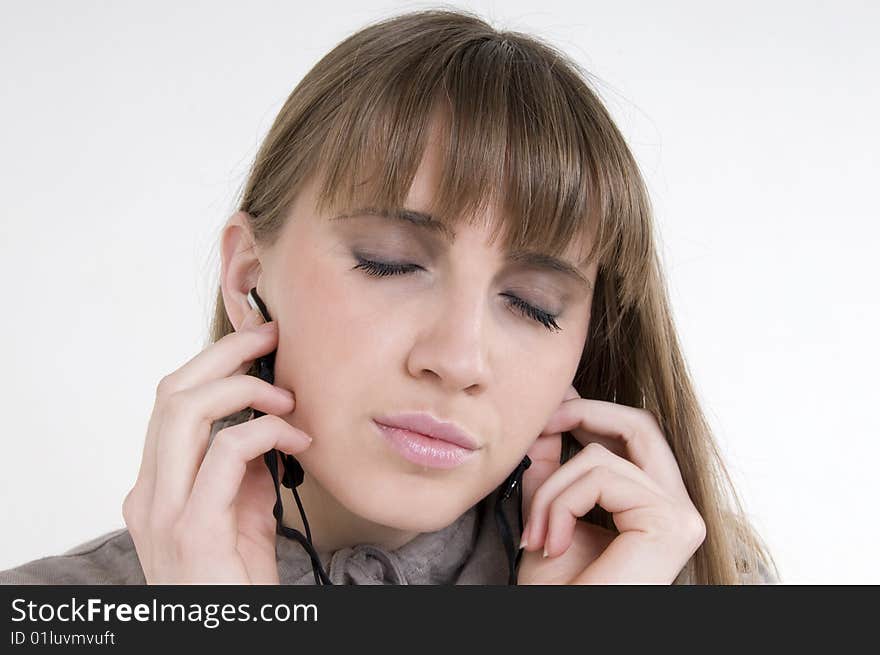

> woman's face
[243,128,596,534]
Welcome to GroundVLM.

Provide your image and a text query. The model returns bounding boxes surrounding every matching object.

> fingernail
[542,546,549,558]
[519,533,529,549]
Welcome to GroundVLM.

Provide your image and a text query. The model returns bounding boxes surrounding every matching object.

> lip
[373,412,480,450]
[373,421,478,470]
[373,412,481,471]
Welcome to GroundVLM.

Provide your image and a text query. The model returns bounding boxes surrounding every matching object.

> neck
[276,460,419,554]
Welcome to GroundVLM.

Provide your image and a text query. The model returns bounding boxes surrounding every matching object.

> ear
[220,211,264,331]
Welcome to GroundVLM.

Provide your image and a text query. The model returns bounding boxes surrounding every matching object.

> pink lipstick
[373,416,479,470]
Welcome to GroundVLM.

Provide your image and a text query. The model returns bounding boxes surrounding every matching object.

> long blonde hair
[207,8,779,584]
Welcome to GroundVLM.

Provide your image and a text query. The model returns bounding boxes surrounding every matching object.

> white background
[1,1,877,583]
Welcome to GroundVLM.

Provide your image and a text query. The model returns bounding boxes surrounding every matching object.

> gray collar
[275,486,517,585]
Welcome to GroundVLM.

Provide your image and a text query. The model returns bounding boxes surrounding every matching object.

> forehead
[409,114,594,266]
[298,109,598,289]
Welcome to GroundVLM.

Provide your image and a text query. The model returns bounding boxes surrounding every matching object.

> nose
[405,284,492,394]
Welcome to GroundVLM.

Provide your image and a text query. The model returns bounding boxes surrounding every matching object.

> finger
[540,398,685,496]
[516,384,585,542]
[161,315,279,396]
[232,307,268,376]
[543,465,660,559]
[186,415,312,523]
[521,434,562,520]
[569,529,680,584]
[234,454,284,585]
[523,442,665,551]
[525,434,562,463]
[151,375,295,526]
[138,314,281,502]
[519,385,584,531]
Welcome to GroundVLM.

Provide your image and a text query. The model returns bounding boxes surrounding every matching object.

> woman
[0,8,778,585]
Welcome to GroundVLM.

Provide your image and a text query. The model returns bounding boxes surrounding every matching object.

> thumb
[520,384,581,519]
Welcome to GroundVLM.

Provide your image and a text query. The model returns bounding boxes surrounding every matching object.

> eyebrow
[329,206,592,292]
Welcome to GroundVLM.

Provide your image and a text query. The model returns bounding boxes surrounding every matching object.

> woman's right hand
[122,307,313,584]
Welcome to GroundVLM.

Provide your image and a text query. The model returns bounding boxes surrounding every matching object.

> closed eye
[352,255,562,332]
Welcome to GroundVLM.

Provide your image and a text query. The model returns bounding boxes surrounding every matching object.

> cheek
[494,337,584,449]
[302,265,405,367]
[273,259,404,421]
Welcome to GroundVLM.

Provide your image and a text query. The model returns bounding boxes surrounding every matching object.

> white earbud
[246,287,269,322]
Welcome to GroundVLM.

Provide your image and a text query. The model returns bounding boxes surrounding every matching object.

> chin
[340,480,475,533]
[378,510,465,534]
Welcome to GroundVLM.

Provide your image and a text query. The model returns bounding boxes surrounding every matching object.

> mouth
[373,412,480,450]
[372,420,479,470]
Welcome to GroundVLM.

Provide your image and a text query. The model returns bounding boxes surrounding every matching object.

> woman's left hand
[516,385,706,584]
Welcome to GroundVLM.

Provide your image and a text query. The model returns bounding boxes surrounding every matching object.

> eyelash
[352,256,562,332]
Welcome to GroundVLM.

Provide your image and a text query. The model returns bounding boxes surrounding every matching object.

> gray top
[0,493,778,584]
[0,485,518,585]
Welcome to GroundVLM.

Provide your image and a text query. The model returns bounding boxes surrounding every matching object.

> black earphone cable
[495,454,532,585]
[261,446,332,584]
[248,287,333,584]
